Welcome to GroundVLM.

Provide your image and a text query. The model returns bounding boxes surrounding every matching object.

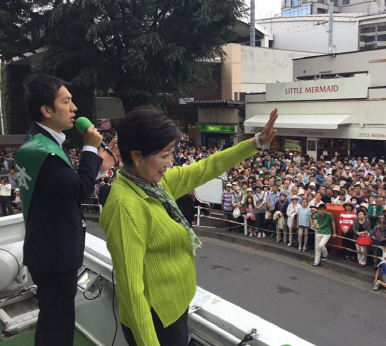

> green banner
[15,134,73,221]
[196,124,235,133]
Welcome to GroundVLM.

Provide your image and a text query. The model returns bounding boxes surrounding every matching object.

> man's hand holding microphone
[83,124,103,148]
[75,117,121,172]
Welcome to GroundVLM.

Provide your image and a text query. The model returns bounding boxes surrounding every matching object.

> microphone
[75,117,114,157]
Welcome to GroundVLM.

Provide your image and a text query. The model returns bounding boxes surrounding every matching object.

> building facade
[262,6,386,54]
[244,49,386,159]
[282,0,386,17]
[180,44,317,149]
[258,15,358,54]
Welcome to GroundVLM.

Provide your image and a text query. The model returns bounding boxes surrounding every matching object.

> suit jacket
[176,193,195,226]
[23,123,102,272]
[98,183,111,206]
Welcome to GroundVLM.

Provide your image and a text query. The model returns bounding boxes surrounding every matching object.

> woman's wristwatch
[254,132,269,150]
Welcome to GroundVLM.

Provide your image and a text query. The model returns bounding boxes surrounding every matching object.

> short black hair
[24,74,70,122]
[118,106,182,166]
[318,204,326,210]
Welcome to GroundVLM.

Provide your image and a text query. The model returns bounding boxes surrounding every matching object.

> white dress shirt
[0,183,12,196]
[36,122,98,155]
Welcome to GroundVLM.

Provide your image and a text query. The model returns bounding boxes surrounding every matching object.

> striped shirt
[222,190,234,211]
[339,211,357,232]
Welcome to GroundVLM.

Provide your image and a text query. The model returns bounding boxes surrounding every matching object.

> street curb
[193,226,375,284]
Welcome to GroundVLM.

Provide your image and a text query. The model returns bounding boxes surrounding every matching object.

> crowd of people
[214,146,386,278]
[0,148,22,215]
[170,136,386,285]
[3,130,386,286]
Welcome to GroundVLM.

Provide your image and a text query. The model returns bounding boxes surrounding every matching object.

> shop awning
[0,135,25,147]
[244,114,352,130]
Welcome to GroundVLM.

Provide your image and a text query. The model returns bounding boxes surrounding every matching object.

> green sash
[14,134,73,221]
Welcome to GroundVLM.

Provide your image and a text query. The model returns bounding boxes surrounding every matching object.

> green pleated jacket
[99,140,257,346]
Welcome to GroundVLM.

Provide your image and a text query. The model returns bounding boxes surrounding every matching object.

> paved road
[195,237,386,346]
[87,222,385,346]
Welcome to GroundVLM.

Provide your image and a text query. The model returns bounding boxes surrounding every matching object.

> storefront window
[351,139,386,158]
[201,133,234,150]
[317,138,350,160]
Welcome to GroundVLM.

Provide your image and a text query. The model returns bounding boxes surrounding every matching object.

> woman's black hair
[118,106,182,166]
[23,74,71,122]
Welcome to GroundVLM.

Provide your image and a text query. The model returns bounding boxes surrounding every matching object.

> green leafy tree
[0,1,46,134]
[0,0,37,61]
[34,0,243,111]
[1,64,32,134]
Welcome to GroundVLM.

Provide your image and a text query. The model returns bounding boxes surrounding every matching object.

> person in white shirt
[287,195,299,247]
[309,192,324,208]
[0,177,14,216]
[12,188,22,211]
[332,190,350,206]
[293,152,301,163]
[3,159,10,171]
[324,162,332,176]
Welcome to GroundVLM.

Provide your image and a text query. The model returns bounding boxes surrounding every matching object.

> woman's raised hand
[258,108,278,145]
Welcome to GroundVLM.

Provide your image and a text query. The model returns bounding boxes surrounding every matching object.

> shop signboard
[179,97,194,104]
[266,75,368,101]
[284,139,302,152]
[196,124,236,133]
[269,127,386,141]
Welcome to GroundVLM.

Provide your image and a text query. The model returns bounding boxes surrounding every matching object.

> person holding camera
[0,177,14,216]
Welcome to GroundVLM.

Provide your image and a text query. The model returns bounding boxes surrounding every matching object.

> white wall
[293,49,386,83]
[258,20,358,54]
[241,47,318,93]
[197,108,238,124]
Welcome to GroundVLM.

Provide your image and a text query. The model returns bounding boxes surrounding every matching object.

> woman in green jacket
[99,106,278,346]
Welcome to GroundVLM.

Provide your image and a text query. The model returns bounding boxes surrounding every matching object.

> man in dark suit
[17,75,116,346]
[176,192,195,227]
[98,177,111,207]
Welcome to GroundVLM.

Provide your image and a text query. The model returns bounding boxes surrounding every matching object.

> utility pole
[0,60,3,135]
[250,0,255,47]
[328,1,334,50]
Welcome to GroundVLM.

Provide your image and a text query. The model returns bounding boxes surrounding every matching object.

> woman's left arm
[163,140,257,200]
[164,109,278,199]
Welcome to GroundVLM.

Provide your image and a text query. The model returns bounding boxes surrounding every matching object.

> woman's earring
[135,161,139,166]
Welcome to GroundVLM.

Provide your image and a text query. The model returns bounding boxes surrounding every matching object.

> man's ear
[40,105,52,119]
